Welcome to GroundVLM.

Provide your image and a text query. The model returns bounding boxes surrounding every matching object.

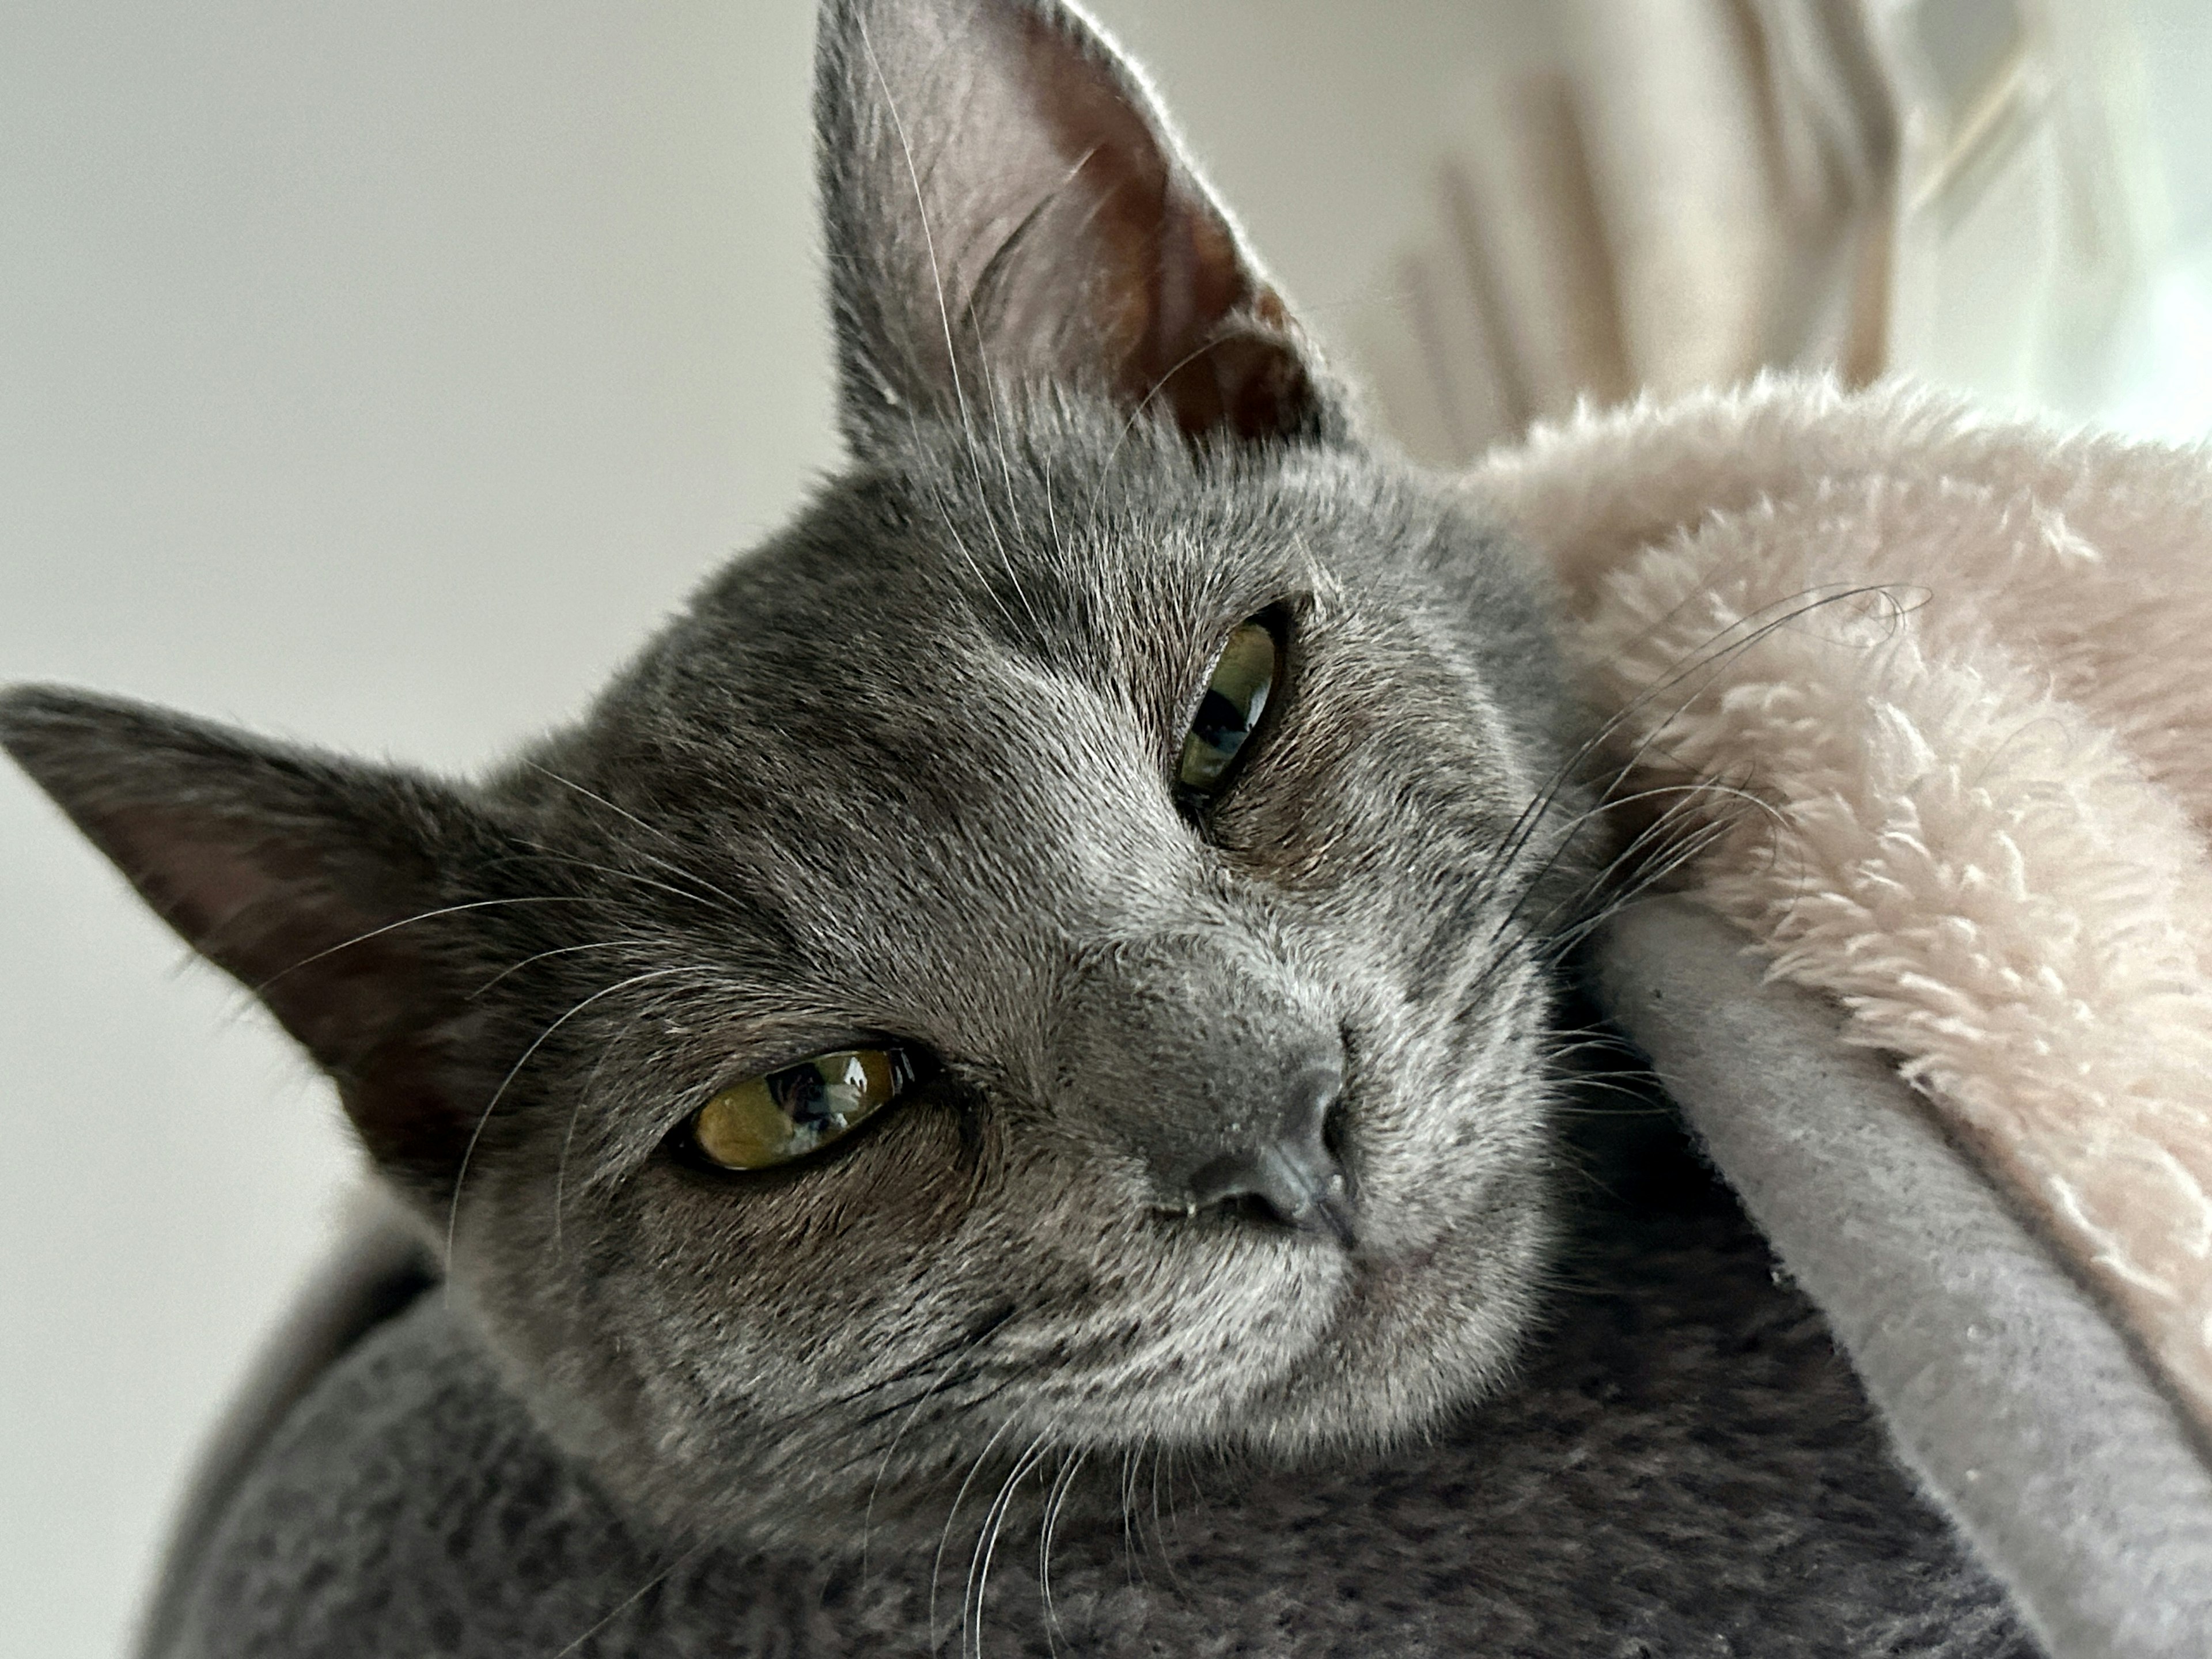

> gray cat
[2,1,2029,1653]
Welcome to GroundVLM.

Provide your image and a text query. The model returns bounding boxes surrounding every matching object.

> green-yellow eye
[690,1047,911,1171]
[1177,618,1277,791]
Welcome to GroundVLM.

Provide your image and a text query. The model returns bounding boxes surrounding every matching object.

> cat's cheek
[1329,1027,1559,1442]
[1237,1178,1553,1456]
[458,1100,986,1409]
[1323,1045,1552,1281]
[649,1120,979,1313]
[1032,1255,1357,1445]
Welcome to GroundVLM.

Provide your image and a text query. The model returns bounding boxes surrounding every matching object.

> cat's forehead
[512,418,1451,984]
[609,418,1420,775]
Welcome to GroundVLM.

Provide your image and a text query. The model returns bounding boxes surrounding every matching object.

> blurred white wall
[0,3,1517,1654]
[1,6,832,1654]
[2104,0,2212,437]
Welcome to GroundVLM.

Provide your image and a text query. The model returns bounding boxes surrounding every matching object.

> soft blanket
[1479,377,2212,1431]
[1482,377,2212,1654]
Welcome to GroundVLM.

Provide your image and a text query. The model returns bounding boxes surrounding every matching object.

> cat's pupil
[770,1064,835,1134]
[1192,688,1250,752]
[1177,618,1277,792]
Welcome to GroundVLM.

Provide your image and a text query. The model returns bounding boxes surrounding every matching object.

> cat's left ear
[816,0,1350,453]
[1,687,520,1206]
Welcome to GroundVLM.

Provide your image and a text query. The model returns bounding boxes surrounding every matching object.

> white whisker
[444,965,703,1281]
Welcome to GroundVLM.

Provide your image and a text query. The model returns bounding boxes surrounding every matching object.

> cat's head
[2,0,1589,1546]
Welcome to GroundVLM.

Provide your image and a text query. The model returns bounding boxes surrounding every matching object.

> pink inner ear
[99,809,475,1178]
[0,686,496,1195]
[1144,282,1320,442]
[120,820,406,1051]
[930,0,1325,442]
[127,825,305,957]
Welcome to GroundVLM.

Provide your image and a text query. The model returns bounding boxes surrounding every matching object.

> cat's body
[2,0,2027,1652]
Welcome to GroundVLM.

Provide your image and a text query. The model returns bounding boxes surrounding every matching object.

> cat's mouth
[1118,1046,1555,1453]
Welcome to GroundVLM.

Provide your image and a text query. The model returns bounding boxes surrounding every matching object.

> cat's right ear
[815,0,1350,454]
[1,686,516,1207]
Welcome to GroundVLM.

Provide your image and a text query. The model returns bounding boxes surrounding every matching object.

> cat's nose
[1052,938,1355,1242]
[1175,1062,1355,1244]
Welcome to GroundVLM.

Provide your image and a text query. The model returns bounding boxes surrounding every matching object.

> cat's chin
[552,1156,1554,1559]
[694,1312,1549,1565]
[1217,1177,1554,1464]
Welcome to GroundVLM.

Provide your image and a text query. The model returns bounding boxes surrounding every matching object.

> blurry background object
[1351,0,2211,464]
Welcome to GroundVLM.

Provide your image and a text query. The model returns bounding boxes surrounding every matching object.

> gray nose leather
[1180,1063,1353,1240]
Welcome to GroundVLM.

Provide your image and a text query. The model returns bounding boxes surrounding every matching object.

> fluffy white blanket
[1475,377,2212,1435]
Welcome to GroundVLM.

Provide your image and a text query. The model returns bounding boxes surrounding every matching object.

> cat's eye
[690,1047,913,1171]
[1177,618,1277,792]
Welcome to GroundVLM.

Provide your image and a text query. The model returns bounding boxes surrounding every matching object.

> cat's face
[1,0,1588,1547]
[448,401,1582,1538]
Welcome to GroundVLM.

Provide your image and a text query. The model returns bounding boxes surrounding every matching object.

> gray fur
[136,1187,434,1659]
[160,1111,2032,1657]
[0,0,2027,1650]
[2,390,1580,1552]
